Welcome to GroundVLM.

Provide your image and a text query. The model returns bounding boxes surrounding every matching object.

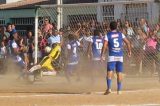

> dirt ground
[0,73,160,106]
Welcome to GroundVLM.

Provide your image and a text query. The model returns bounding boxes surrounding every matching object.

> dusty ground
[0,73,160,106]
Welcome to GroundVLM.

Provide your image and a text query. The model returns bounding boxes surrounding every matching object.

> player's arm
[12,42,20,55]
[66,44,72,61]
[74,23,82,38]
[123,34,131,57]
[101,40,108,60]
[101,35,108,60]
[87,41,92,59]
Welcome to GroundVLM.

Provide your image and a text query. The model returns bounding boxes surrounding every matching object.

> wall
[6,0,23,3]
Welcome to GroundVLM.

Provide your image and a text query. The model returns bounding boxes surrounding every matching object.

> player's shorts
[13,55,25,68]
[107,61,123,72]
[107,56,123,72]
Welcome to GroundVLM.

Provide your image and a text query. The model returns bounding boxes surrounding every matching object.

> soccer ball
[45,46,51,53]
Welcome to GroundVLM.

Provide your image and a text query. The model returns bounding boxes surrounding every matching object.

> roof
[0,0,56,10]
[0,0,99,10]
[63,0,98,4]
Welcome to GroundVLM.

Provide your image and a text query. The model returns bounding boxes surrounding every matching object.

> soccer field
[0,74,160,106]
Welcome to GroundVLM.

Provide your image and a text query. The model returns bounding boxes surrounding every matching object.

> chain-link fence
[35,0,160,76]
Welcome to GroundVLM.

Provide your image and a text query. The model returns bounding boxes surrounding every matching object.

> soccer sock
[117,81,122,91]
[106,78,112,90]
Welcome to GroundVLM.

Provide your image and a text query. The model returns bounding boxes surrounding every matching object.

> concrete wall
[0,9,35,24]
[0,9,35,18]
[0,0,6,4]
[61,6,96,25]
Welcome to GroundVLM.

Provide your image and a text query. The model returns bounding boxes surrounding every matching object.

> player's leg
[16,55,26,68]
[15,55,28,79]
[65,64,77,83]
[116,61,123,94]
[104,62,115,95]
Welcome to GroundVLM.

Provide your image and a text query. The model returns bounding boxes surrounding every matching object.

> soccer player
[87,29,104,81]
[10,32,27,79]
[65,34,81,82]
[101,21,131,95]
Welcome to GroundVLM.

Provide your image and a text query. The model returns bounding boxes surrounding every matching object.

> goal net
[36,0,160,75]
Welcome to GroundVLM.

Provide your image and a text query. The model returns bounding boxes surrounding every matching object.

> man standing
[101,21,131,95]
[87,29,104,82]
[47,29,61,47]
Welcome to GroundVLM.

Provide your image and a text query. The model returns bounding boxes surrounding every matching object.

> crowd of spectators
[0,17,160,76]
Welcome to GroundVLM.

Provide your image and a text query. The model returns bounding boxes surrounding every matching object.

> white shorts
[108,56,123,62]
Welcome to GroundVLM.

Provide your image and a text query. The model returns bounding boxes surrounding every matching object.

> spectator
[139,18,149,35]
[117,19,123,31]
[144,30,157,75]
[41,18,53,35]
[125,20,135,40]
[131,28,147,74]
[47,29,61,47]
[59,28,64,46]
[0,41,7,58]
[155,24,160,81]
[38,29,47,58]
[80,29,92,55]
[7,23,17,40]
[0,26,10,46]
[11,24,17,34]
[25,31,34,66]
[0,41,7,73]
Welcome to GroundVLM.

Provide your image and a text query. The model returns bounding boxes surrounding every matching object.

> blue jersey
[105,32,125,57]
[67,40,80,65]
[91,36,103,60]
[10,40,25,68]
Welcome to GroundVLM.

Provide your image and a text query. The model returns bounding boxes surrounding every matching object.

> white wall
[114,4,123,20]
[6,0,23,3]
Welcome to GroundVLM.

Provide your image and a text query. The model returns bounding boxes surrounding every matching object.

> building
[0,0,56,35]
[0,0,98,35]
[98,0,160,24]
[60,0,160,27]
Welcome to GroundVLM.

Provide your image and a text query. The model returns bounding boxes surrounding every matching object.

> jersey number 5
[113,38,119,47]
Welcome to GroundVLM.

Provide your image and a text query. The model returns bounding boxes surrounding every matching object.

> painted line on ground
[0,88,159,98]
[92,88,160,95]
[80,105,160,106]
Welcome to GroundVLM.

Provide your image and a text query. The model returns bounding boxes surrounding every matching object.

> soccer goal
[34,0,160,75]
